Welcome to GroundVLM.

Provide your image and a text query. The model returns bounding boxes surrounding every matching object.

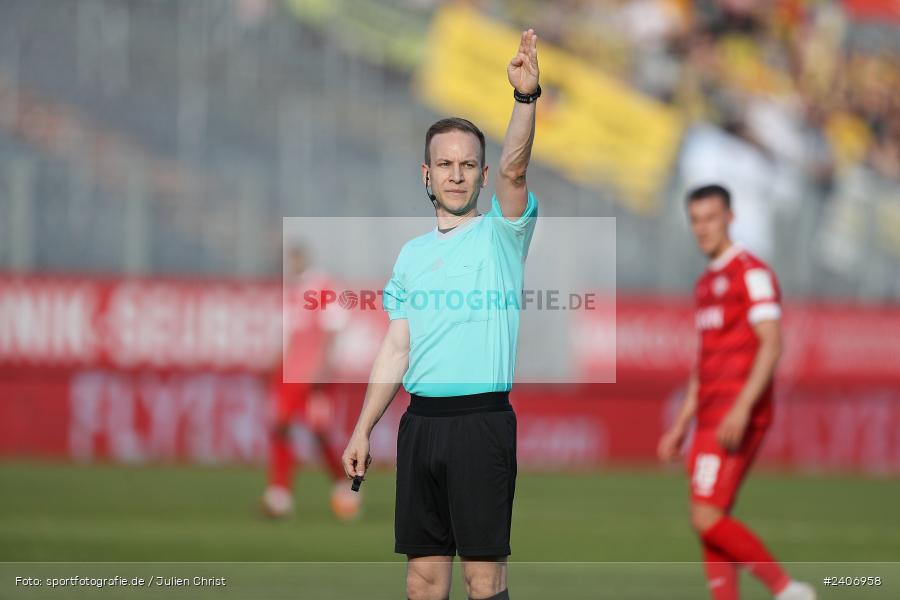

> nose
[450,164,463,182]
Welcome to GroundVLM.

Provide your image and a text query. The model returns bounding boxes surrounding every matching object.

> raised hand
[508,28,539,95]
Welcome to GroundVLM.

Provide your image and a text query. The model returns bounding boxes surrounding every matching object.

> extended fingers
[518,30,528,55]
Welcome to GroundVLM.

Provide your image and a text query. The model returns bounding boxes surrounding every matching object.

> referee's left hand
[508,28,539,95]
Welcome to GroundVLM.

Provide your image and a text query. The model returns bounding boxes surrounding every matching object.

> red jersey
[280,271,347,384]
[694,244,781,428]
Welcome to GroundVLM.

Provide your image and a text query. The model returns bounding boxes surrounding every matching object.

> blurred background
[1,0,900,292]
[1,0,899,596]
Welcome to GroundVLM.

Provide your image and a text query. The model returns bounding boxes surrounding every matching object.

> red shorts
[273,381,311,425]
[272,381,336,432]
[687,425,768,511]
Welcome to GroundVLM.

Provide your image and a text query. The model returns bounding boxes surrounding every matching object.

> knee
[691,503,724,534]
[406,569,446,600]
[463,568,503,599]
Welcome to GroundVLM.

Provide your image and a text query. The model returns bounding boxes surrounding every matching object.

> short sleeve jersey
[694,244,782,428]
[383,192,538,397]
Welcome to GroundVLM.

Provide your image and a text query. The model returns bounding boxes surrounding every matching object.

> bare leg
[461,556,507,599]
[406,555,453,600]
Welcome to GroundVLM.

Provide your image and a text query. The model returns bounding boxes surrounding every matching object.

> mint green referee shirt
[383,192,538,397]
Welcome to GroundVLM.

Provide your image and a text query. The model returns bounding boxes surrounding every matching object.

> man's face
[688,195,733,257]
[423,130,489,216]
[286,248,308,279]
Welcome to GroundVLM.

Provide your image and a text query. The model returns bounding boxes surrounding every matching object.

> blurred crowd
[2,0,897,293]
[280,0,900,196]
[478,0,900,188]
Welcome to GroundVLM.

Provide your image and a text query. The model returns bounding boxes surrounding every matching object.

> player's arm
[717,319,783,450]
[342,318,410,478]
[496,28,539,219]
[658,368,699,461]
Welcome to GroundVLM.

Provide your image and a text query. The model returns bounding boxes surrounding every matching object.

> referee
[342,29,541,600]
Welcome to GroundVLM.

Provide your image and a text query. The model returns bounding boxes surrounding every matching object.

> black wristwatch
[513,84,542,104]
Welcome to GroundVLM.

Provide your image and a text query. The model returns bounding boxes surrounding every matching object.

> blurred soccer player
[342,29,542,600]
[261,244,360,521]
[658,185,815,600]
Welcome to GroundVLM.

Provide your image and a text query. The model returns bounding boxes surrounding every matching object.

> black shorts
[395,392,517,557]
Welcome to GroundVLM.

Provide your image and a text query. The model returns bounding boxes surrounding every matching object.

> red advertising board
[2,275,899,472]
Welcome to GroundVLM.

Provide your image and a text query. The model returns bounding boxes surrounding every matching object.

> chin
[705,241,725,257]
[441,197,473,215]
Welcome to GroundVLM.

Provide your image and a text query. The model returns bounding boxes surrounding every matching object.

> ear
[421,163,429,186]
[481,164,490,188]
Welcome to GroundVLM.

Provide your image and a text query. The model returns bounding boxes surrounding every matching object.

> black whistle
[351,475,363,492]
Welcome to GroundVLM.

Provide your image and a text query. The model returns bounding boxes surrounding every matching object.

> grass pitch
[1,462,897,598]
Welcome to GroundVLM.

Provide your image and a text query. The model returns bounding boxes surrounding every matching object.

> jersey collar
[434,213,483,240]
[707,243,742,272]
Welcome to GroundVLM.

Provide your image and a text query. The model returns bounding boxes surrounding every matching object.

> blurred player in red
[658,185,815,600]
[261,244,361,521]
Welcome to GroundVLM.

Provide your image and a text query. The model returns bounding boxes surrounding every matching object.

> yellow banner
[415,5,684,215]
